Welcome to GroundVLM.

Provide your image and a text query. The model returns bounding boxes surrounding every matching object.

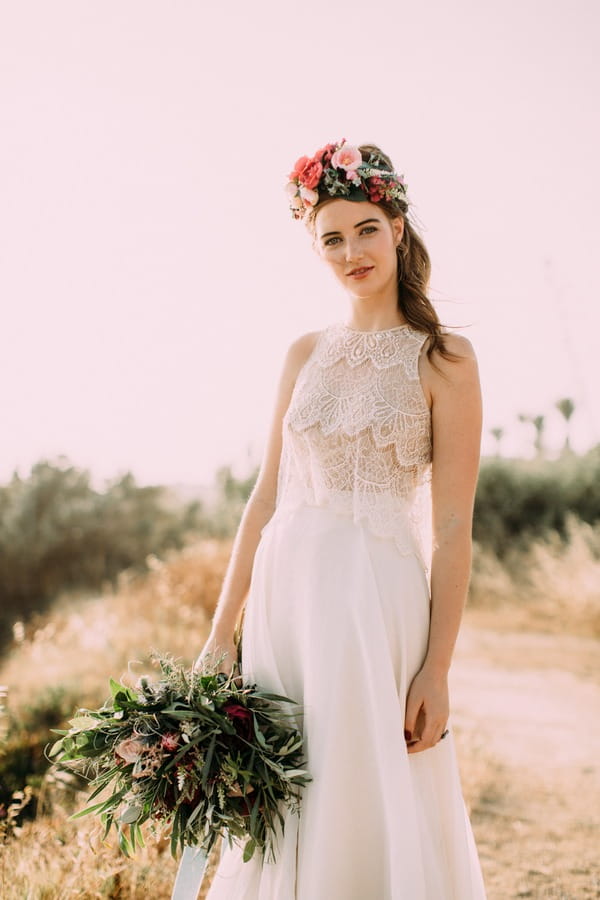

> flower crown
[285,139,409,221]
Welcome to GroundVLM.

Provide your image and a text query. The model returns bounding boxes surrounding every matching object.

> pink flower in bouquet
[331,143,362,176]
[160,732,179,752]
[115,736,147,765]
[222,700,254,740]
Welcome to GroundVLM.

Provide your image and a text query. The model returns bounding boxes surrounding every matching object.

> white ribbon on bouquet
[171,846,209,900]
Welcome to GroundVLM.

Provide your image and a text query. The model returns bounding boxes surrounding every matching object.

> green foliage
[474,446,600,556]
[0,458,205,651]
[51,655,309,862]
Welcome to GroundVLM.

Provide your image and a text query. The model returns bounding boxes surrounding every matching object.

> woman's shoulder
[439,331,477,360]
[279,328,323,384]
[285,328,323,366]
[288,327,322,354]
[421,331,478,373]
[419,330,480,406]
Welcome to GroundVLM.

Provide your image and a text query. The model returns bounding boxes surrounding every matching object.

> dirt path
[450,619,600,899]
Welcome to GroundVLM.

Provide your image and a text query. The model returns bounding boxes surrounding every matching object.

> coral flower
[288,156,323,190]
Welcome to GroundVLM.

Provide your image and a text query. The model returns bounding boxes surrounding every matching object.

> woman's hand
[404,666,449,754]
[193,631,239,678]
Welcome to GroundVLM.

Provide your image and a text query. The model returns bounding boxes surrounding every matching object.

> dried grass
[470,516,600,637]
[1,539,231,714]
[1,530,598,898]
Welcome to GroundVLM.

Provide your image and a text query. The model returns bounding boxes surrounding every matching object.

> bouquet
[49,653,310,864]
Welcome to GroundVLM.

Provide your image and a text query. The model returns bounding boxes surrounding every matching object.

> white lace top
[274,321,433,571]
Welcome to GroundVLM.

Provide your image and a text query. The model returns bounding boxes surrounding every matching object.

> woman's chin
[346,284,380,300]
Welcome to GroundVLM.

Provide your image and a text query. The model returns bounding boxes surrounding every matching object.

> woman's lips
[348,266,374,279]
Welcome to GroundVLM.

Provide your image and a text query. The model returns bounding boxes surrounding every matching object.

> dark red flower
[366,176,386,202]
[222,700,253,741]
[315,142,338,166]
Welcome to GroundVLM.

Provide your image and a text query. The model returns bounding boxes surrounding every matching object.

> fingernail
[404,729,412,740]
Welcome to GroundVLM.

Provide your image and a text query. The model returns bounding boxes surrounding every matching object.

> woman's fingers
[193,638,239,676]
[420,713,443,748]
[404,693,423,741]
[406,724,449,754]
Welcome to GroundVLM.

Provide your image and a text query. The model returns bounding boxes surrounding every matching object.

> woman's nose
[344,237,363,261]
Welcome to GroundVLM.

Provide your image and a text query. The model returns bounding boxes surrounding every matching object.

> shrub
[0,458,205,652]
[474,447,600,556]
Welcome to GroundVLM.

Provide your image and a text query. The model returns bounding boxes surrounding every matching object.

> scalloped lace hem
[264,497,431,574]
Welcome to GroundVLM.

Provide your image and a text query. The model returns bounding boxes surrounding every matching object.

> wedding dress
[202,321,486,899]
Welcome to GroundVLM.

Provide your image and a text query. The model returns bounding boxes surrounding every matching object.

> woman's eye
[323,226,377,247]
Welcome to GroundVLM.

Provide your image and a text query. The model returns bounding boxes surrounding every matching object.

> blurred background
[0,1,598,897]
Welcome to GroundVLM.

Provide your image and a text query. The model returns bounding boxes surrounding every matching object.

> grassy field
[1,533,598,899]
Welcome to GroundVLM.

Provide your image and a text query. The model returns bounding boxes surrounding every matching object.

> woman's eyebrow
[320,218,380,240]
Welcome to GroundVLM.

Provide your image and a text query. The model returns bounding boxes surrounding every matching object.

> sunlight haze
[1,0,598,487]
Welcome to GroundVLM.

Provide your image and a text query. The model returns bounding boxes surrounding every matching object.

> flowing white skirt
[204,504,486,899]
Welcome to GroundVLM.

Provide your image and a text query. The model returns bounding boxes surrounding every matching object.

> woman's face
[313,198,404,298]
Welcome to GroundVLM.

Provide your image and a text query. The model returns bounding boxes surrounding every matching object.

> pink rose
[299,185,319,207]
[331,143,362,175]
[115,737,147,764]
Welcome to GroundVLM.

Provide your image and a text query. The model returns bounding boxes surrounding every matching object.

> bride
[186,138,487,898]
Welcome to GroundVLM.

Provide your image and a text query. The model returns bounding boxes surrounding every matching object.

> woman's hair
[304,143,456,366]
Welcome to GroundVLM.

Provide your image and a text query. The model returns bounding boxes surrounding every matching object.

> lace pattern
[274,322,434,571]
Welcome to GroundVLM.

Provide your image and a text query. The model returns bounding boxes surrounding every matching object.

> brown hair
[304,143,456,366]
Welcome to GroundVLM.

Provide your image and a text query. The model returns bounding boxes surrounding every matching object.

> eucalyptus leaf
[68,715,101,731]
[47,738,65,758]
[243,837,256,863]
[119,804,142,825]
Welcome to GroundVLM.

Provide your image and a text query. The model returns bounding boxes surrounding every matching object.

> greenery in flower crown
[285,138,409,220]
[48,653,310,863]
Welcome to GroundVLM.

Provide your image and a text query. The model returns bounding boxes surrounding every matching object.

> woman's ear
[392,215,405,245]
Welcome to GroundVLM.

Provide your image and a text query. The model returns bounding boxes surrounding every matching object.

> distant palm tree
[555,397,575,453]
[490,427,504,457]
[532,415,545,457]
[519,413,546,458]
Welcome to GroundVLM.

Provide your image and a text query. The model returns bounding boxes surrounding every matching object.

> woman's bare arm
[404,334,482,751]
[194,330,320,674]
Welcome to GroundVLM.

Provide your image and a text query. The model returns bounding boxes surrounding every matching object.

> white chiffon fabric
[204,504,485,899]
[200,323,486,899]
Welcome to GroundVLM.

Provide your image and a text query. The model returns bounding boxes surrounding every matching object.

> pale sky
[1,0,599,488]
